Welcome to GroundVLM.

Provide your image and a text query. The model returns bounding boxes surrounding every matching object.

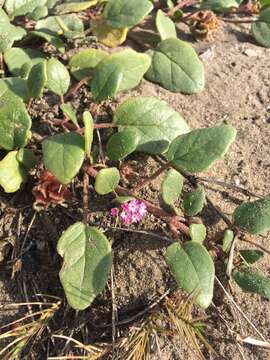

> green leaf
[82,111,94,158]
[232,197,270,235]
[91,62,123,100]
[0,9,26,52]
[4,48,46,77]
[156,9,177,40]
[161,168,184,205]
[0,77,29,101]
[57,222,112,310]
[60,103,78,126]
[251,8,270,48]
[104,0,153,28]
[42,132,85,184]
[232,267,270,300]
[165,242,215,308]
[95,167,120,195]
[69,49,108,81]
[92,50,151,94]
[0,95,31,150]
[167,125,236,173]
[16,148,37,169]
[106,130,139,161]
[4,0,46,18]
[200,0,239,12]
[30,30,65,53]
[35,14,85,39]
[27,61,47,98]
[239,249,264,264]
[55,1,98,14]
[113,96,189,154]
[112,195,134,204]
[27,5,48,20]
[46,58,70,96]
[183,187,205,216]
[222,229,234,252]
[189,224,207,244]
[0,151,27,193]
[91,17,128,48]
[145,38,205,94]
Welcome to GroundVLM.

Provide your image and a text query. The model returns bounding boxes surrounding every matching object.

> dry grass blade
[0,298,61,359]
[237,335,270,349]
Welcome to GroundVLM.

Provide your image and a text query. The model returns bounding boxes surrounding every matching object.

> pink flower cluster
[111,199,147,225]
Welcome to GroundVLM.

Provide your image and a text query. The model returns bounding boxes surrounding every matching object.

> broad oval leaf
[239,249,264,264]
[165,242,215,308]
[91,62,123,100]
[233,267,270,300]
[189,223,207,244]
[0,9,26,52]
[0,77,29,101]
[5,0,46,18]
[145,38,205,94]
[106,130,139,161]
[16,148,37,170]
[0,151,27,193]
[42,132,85,184]
[183,187,205,216]
[161,168,184,205]
[55,1,98,15]
[232,197,270,235]
[104,0,153,28]
[91,17,128,48]
[27,61,47,98]
[57,222,112,310]
[92,50,151,94]
[167,124,236,173]
[251,8,270,48]
[0,95,31,150]
[69,49,108,81]
[46,58,70,96]
[156,10,177,40]
[94,167,120,195]
[27,5,48,20]
[4,47,46,77]
[113,96,189,154]
[200,0,238,12]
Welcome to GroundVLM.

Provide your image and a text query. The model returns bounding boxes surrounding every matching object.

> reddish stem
[65,76,92,100]
[84,166,190,237]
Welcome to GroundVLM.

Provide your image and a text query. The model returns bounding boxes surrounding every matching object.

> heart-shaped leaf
[5,0,46,18]
[42,132,85,184]
[95,167,120,195]
[165,242,215,308]
[91,17,128,48]
[91,62,123,100]
[145,38,205,94]
[189,223,207,244]
[0,95,31,150]
[232,197,270,235]
[106,130,139,161]
[167,125,236,173]
[233,267,270,300]
[239,249,264,264]
[183,187,205,216]
[92,50,151,94]
[161,168,184,205]
[55,1,98,15]
[69,49,108,81]
[251,8,270,48]
[4,48,46,77]
[46,58,70,96]
[0,151,27,193]
[57,222,112,310]
[35,14,84,39]
[104,0,153,28]
[27,61,47,98]
[113,96,189,154]
[156,9,177,40]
